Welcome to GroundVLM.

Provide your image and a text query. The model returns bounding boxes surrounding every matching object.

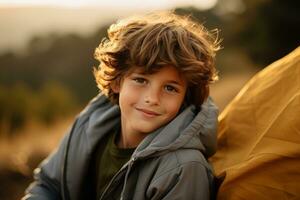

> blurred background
[0,0,299,199]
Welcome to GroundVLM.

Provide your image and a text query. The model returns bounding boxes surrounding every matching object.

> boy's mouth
[135,107,161,117]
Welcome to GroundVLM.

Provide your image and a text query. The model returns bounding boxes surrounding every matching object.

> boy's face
[114,65,187,136]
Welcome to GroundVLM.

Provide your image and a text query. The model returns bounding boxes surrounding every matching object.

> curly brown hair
[94,11,220,106]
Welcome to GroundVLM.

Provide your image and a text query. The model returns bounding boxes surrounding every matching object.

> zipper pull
[131,156,136,162]
[132,156,138,163]
[129,156,136,168]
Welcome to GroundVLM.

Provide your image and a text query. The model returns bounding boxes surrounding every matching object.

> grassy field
[0,117,75,200]
[0,71,255,200]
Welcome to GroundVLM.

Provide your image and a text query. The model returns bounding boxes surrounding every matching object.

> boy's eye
[133,77,147,84]
[165,85,178,93]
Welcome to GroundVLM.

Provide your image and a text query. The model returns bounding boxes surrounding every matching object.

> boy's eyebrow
[131,71,149,75]
[130,72,186,87]
[165,80,185,87]
[132,72,146,75]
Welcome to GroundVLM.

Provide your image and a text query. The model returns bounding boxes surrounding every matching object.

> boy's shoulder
[168,148,210,169]
[138,148,212,188]
[143,148,211,176]
[173,148,209,166]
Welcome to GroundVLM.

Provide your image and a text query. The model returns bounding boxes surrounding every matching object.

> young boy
[23,11,220,200]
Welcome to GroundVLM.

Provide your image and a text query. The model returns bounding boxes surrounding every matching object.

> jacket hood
[84,94,218,160]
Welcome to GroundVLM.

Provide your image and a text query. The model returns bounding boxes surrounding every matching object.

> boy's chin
[130,124,161,135]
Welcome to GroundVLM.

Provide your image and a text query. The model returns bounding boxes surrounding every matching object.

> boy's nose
[144,88,160,105]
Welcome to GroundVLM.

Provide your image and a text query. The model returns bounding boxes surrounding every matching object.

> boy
[23,11,220,200]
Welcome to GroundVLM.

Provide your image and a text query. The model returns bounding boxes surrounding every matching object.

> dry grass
[0,116,75,174]
[0,115,76,200]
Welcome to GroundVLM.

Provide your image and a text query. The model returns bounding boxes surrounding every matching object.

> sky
[0,0,218,54]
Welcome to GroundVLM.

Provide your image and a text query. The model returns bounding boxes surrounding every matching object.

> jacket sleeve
[22,119,78,200]
[147,161,214,200]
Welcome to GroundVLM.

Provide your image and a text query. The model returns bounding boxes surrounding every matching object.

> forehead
[128,65,186,82]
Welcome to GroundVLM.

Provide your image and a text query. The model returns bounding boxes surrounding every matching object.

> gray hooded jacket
[23,94,218,200]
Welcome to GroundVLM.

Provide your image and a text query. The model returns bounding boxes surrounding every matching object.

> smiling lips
[136,108,161,117]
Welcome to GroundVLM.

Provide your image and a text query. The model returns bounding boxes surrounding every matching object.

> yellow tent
[210,47,300,199]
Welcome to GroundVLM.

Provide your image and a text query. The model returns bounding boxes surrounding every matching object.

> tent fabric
[210,47,300,200]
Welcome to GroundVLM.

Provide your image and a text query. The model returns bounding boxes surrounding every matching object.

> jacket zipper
[120,157,136,200]
[99,156,136,200]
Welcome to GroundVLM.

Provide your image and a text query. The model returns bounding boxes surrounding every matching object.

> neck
[117,124,146,149]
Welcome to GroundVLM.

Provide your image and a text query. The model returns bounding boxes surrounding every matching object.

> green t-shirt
[93,131,135,199]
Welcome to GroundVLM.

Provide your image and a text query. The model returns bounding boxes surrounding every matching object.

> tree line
[0,0,299,135]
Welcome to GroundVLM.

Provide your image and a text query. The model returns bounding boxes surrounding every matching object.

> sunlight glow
[0,0,218,53]
[0,0,218,10]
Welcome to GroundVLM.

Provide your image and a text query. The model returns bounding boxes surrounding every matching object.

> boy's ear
[111,80,120,93]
